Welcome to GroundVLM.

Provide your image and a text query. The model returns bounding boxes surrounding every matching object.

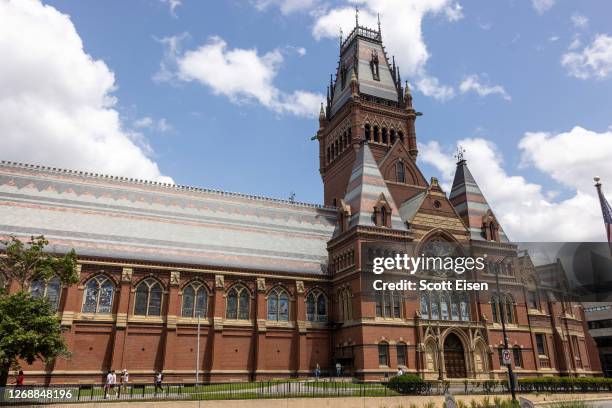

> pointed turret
[341,144,406,231]
[449,151,509,242]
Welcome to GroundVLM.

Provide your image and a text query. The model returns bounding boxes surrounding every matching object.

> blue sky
[2,0,612,241]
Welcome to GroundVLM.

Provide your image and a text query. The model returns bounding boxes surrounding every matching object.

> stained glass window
[82,276,114,314]
[134,278,163,316]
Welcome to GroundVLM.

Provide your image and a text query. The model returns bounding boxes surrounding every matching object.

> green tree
[0,235,78,387]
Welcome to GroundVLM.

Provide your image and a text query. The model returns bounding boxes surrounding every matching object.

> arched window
[420,292,430,319]
[365,124,371,141]
[226,285,250,320]
[396,161,405,183]
[182,282,208,318]
[450,292,460,321]
[390,129,396,144]
[382,128,388,144]
[376,291,401,318]
[268,287,290,321]
[430,292,440,319]
[397,343,407,367]
[380,207,388,227]
[378,342,389,366]
[440,292,450,320]
[338,288,352,321]
[459,292,470,321]
[505,295,515,324]
[491,295,499,323]
[398,131,404,142]
[373,126,380,143]
[134,278,163,316]
[513,346,522,368]
[82,275,114,314]
[527,289,540,310]
[30,276,61,312]
[306,290,328,322]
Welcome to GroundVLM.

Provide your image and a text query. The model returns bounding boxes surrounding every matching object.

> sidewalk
[41,393,612,408]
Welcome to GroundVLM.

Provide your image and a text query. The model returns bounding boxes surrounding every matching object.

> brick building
[0,20,600,383]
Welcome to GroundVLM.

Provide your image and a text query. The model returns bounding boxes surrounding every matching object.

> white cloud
[459,74,511,101]
[416,76,456,101]
[549,36,560,42]
[254,0,319,15]
[311,0,460,101]
[532,0,554,15]
[134,116,173,132]
[0,0,172,183]
[561,34,612,79]
[160,0,181,17]
[419,126,612,241]
[571,13,589,29]
[157,35,323,118]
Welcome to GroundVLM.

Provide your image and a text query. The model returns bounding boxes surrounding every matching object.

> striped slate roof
[449,159,509,242]
[343,144,406,231]
[0,161,338,275]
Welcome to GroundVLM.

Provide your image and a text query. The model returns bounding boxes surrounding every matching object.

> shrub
[387,374,426,395]
[517,376,612,393]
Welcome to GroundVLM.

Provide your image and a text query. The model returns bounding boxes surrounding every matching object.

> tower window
[365,124,371,141]
[398,131,404,142]
[382,128,388,144]
[374,126,380,143]
[396,161,405,183]
[370,50,380,81]
[390,130,396,144]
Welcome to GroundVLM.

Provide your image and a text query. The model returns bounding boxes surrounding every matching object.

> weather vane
[454,145,466,162]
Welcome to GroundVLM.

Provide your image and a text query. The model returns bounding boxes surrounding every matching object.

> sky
[1,0,612,241]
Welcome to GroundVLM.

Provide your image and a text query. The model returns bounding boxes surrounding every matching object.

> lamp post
[196,313,201,386]
[494,259,517,402]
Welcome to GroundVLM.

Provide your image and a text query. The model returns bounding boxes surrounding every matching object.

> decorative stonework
[75,264,82,278]
[215,274,224,289]
[257,318,267,332]
[60,311,74,328]
[170,271,180,286]
[116,313,128,328]
[121,267,133,283]
[257,278,266,292]
[296,280,305,294]
[166,315,177,329]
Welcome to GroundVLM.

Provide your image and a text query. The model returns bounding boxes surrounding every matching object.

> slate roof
[0,162,338,275]
[449,159,509,242]
[330,25,400,116]
[342,144,406,231]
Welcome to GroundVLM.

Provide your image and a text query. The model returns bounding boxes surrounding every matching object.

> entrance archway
[443,333,467,378]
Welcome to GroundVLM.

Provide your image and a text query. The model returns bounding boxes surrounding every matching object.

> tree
[0,235,78,387]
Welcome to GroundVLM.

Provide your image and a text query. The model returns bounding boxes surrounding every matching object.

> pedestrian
[396,367,404,376]
[154,371,163,394]
[14,370,24,387]
[104,370,114,399]
[315,363,320,380]
[120,369,129,394]
[335,362,341,377]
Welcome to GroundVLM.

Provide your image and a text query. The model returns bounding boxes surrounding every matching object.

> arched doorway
[444,333,467,378]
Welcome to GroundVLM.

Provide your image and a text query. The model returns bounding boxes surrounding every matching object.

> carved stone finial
[257,278,266,292]
[121,267,133,283]
[215,274,224,289]
[319,102,325,120]
[170,271,180,286]
[296,280,305,294]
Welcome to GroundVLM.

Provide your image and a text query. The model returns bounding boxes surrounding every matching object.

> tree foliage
[0,235,78,290]
[0,235,78,387]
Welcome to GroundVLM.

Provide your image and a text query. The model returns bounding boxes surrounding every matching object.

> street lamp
[493,256,517,402]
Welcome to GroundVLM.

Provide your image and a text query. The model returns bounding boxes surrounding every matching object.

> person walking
[335,362,341,377]
[14,370,24,387]
[154,371,163,395]
[314,363,320,380]
[104,370,114,399]
[120,369,129,395]
[396,367,404,376]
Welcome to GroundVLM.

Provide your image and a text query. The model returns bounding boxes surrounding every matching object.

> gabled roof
[329,24,401,116]
[449,159,509,242]
[342,143,406,230]
[0,161,337,275]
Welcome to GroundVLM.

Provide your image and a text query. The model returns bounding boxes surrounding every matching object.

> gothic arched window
[182,282,208,318]
[365,124,371,141]
[460,292,470,321]
[505,294,515,324]
[267,287,290,321]
[398,131,404,142]
[396,161,405,183]
[306,290,327,322]
[491,294,500,323]
[376,291,401,318]
[382,128,388,144]
[430,292,440,319]
[440,292,451,320]
[82,275,114,314]
[451,292,460,321]
[420,291,430,319]
[380,207,388,227]
[226,285,250,320]
[373,126,380,143]
[378,342,389,366]
[390,129,396,144]
[31,276,62,312]
[338,288,352,321]
[134,278,163,316]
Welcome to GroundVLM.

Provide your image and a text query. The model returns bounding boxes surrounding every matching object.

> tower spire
[377,13,381,33]
[355,6,359,27]
[594,177,612,243]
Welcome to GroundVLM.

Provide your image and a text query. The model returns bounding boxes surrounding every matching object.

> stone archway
[444,333,467,378]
